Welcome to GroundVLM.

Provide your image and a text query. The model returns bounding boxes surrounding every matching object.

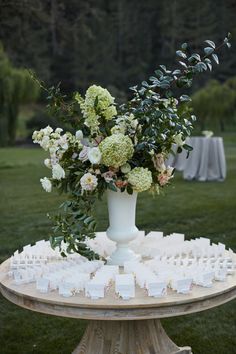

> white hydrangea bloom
[80,173,98,191]
[88,147,102,164]
[40,177,52,192]
[52,163,65,180]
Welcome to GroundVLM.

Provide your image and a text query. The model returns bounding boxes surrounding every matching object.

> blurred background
[0,1,236,354]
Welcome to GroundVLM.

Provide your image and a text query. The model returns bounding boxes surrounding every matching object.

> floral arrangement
[32,35,231,259]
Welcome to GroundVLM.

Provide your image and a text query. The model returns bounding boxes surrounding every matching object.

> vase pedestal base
[106,246,140,266]
[72,319,193,354]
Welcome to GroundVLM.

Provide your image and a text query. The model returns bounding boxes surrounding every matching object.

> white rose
[88,147,101,164]
[75,130,83,140]
[52,163,65,180]
[44,158,51,169]
[80,173,98,191]
[121,163,131,174]
[40,177,52,192]
[173,133,185,146]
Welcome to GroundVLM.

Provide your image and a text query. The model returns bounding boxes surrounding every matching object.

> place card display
[6,233,236,301]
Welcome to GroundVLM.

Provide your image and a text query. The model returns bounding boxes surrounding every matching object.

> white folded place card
[214,268,227,281]
[115,274,135,300]
[85,281,105,299]
[58,281,74,297]
[36,278,49,293]
[147,280,167,297]
[172,278,192,294]
[194,271,214,287]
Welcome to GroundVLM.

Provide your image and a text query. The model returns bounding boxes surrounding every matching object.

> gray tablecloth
[166,137,226,181]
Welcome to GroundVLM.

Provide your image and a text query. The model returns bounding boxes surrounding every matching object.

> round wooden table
[1,259,236,354]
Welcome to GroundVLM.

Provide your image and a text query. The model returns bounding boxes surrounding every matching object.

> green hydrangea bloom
[77,85,117,133]
[100,133,134,168]
[127,167,152,192]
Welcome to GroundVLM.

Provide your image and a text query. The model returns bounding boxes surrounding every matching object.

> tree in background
[1,0,235,95]
[0,43,39,146]
[192,79,236,131]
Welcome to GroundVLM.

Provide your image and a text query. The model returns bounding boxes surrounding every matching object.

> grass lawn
[0,135,236,354]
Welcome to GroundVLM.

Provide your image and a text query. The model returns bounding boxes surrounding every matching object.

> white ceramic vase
[106,189,139,266]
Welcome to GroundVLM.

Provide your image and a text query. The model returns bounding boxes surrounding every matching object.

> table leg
[72,319,192,354]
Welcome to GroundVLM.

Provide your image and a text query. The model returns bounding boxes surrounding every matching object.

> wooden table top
[1,258,236,321]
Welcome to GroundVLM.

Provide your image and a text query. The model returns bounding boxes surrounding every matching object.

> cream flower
[88,147,102,165]
[52,163,65,180]
[40,177,52,192]
[80,173,98,191]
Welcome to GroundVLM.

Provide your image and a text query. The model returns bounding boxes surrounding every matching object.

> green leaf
[159,80,170,89]
[207,63,212,71]
[84,216,94,225]
[172,69,181,75]
[181,43,188,50]
[188,54,201,62]
[204,47,214,55]
[183,143,193,151]
[154,69,163,77]
[195,62,207,72]
[205,40,215,49]
[180,95,191,102]
[108,182,117,192]
[177,146,182,153]
[176,50,187,59]
[127,185,133,195]
[212,53,219,64]
[178,61,187,68]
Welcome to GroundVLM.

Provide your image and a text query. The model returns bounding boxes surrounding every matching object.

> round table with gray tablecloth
[166,137,226,181]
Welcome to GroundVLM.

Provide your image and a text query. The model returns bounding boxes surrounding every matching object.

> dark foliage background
[1,0,236,97]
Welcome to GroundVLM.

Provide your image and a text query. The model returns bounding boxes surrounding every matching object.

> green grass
[0,136,236,354]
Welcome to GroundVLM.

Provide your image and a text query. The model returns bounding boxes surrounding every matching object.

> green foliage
[0,1,236,95]
[0,43,40,146]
